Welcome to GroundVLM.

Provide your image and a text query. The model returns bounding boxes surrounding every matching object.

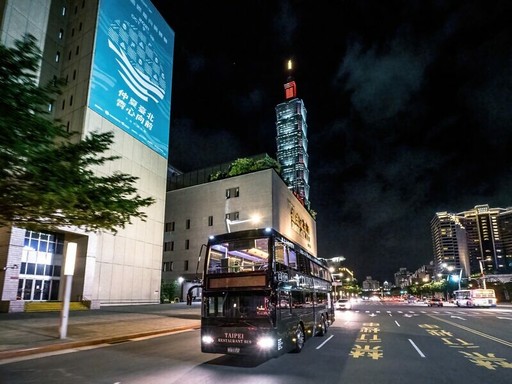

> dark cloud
[155,0,512,282]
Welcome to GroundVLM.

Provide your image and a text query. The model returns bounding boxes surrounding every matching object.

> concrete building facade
[163,167,317,299]
[0,0,173,312]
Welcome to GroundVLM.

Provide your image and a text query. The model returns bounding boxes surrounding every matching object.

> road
[1,301,511,384]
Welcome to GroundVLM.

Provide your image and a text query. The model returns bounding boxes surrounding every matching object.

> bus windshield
[204,291,271,319]
[206,237,269,273]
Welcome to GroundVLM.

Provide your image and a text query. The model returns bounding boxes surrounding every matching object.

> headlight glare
[257,336,275,349]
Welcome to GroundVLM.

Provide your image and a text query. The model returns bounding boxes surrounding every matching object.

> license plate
[227,347,240,354]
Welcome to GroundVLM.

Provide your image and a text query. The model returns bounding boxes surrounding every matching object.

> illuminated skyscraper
[275,60,310,208]
[431,205,512,280]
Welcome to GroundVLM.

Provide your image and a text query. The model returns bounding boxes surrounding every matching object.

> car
[335,298,352,310]
[427,298,443,307]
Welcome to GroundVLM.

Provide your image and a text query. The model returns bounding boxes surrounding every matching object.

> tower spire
[284,59,297,100]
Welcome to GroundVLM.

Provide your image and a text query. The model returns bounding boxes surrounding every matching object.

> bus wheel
[316,316,327,336]
[292,324,305,353]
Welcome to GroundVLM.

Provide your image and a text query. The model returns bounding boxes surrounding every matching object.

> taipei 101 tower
[275,60,310,209]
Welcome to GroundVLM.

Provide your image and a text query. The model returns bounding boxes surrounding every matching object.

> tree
[209,155,281,181]
[160,280,179,303]
[0,35,155,233]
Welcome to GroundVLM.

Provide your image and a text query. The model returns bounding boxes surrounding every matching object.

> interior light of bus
[265,227,272,233]
[257,336,275,349]
[202,335,214,344]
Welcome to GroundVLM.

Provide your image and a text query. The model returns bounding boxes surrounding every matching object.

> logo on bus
[217,332,253,345]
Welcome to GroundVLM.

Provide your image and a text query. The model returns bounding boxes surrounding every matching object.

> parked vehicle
[427,298,443,307]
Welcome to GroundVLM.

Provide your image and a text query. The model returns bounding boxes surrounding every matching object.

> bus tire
[292,324,305,353]
[316,316,327,337]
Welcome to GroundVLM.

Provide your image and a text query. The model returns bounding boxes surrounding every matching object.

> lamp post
[178,276,184,302]
[479,260,487,289]
[450,269,462,291]
[225,215,260,233]
[59,242,77,339]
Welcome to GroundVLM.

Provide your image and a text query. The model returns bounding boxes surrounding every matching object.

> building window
[225,187,240,199]
[69,95,73,106]
[73,69,76,80]
[79,22,83,31]
[186,219,190,229]
[58,29,64,39]
[185,239,190,249]
[164,241,174,252]
[76,45,80,55]
[226,212,239,221]
[19,231,64,301]
[62,6,66,16]
[208,216,213,226]
[165,222,175,232]
[55,51,60,62]
[162,262,171,271]
[184,260,189,271]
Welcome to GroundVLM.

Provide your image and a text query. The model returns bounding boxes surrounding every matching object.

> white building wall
[0,0,51,53]
[0,0,168,311]
[84,110,166,305]
[163,168,317,288]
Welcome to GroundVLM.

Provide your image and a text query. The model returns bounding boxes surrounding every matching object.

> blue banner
[89,0,174,158]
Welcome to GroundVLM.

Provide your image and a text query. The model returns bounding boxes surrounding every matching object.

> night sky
[152,1,512,283]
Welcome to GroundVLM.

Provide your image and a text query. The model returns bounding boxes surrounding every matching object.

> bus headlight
[257,336,275,349]
[202,335,214,344]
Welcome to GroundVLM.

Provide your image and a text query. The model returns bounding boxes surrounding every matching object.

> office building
[457,205,509,274]
[497,209,512,272]
[275,60,310,209]
[430,212,468,278]
[431,205,512,281]
[163,166,317,299]
[0,0,174,312]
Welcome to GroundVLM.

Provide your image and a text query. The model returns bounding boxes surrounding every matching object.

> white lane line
[316,334,334,349]
[497,316,512,320]
[408,339,426,358]
[395,320,400,327]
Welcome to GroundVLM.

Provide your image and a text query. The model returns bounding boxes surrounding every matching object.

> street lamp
[60,242,77,339]
[225,215,260,233]
[177,276,184,302]
[450,268,463,290]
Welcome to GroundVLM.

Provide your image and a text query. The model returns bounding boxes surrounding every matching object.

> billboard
[89,0,174,158]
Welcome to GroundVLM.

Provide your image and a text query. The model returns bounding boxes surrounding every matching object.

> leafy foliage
[0,35,155,233]
[160,280,179,303]
[209,154,281,181]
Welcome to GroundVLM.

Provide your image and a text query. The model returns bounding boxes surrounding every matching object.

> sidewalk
[0,302,201,361]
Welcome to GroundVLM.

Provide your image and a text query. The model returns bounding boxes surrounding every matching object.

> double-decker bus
[200,228,335,357]
[453,289,497,307]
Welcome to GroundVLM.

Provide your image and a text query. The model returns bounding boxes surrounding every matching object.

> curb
[0,324,200,361]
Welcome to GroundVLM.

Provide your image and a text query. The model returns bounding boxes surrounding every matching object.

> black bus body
[200,228,335,357]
